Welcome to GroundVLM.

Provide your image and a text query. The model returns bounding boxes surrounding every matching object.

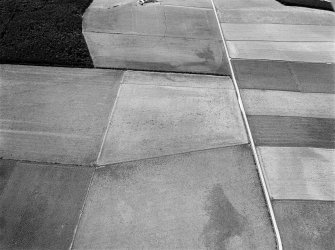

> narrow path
[214,1,335,249]
[209,1,283,249]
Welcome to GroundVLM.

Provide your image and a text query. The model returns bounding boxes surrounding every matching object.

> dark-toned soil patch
[0,0,93,67]
[277,0,334,11]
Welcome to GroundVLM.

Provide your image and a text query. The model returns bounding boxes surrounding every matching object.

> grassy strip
[0,0,93,67]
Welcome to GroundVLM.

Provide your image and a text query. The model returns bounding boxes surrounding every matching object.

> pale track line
[96,72,125,164]
[209,1,283,249]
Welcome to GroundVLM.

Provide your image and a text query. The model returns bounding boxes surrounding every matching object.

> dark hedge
[277,0,334,11]
[0,0,93,67]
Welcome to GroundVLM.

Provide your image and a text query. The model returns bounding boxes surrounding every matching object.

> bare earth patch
[0,0,93,67]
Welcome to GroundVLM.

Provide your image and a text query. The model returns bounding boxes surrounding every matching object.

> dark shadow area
[277,0,334,11]
[0,0,93,67]
[202,184,247,249]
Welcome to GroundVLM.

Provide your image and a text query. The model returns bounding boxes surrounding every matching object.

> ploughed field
[0,0,93,67]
